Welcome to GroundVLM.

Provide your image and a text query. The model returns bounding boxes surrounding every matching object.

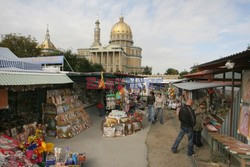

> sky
[0,0,250,74]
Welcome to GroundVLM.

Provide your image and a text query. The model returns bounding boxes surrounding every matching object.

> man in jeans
[171,99,197,156]
[154,92,164,124]
[147,91,155,124]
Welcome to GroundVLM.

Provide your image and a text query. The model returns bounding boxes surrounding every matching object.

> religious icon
[242,71,250,104]
[238,104,250,138]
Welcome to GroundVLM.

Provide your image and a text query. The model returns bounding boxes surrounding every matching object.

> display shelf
[43,89,91,139]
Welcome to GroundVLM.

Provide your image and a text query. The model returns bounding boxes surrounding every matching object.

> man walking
[171,99,197,156]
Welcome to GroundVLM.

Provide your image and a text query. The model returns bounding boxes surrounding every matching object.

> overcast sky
[1,0,250,74]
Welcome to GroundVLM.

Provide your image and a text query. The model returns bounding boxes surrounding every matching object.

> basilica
[77,16,144,74]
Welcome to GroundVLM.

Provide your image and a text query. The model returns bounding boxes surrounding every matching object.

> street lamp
[225,60,235,69]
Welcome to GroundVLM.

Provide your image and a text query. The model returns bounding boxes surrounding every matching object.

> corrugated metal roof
[195,49,250,69]
[0,71,73,86]
[173,81,241,91]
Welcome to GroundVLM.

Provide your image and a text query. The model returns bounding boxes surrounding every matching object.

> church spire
[45,24,50,41]
[92,18,101,46]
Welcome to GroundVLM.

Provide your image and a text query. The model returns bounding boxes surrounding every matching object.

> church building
[38,26,59,56]
[77,16,144,73]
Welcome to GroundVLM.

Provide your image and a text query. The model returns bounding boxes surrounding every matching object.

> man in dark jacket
[171,99,197,156]
[147,91,155,124]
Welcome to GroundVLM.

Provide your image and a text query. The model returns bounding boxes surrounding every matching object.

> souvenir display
[43,89,91,139]
[0,135,33,167]
[183,88,233,133]
[103,127,115,138]
[0,108,40,139]
[132,121,142,131]
[113,124,125,137]
[73,82,98,107]
[106,92,116,110]
[102,110,143,138]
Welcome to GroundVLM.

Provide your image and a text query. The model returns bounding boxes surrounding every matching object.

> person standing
[154,92,164,124]
[147,91,156,124]
[193,103,205,148]
[171,99,197,156]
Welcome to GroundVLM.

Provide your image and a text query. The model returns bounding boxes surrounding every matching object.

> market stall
[174,81,241,133]
[179,49,250,165]
[0,47,88,166]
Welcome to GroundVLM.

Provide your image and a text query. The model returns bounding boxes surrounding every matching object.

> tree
[63,50,104,72]
[179,70,188,78]
[142,66,152,75]
[0,33,41,57]
[91,63,105,72]
[164,68,179,75]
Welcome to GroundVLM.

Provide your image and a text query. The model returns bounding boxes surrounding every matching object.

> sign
[0,88,8,109]
[238,104,250,138]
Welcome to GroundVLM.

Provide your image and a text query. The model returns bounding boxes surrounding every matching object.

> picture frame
[16,132,27,143]
[238,103,250,138]
[23,122,37,137]
[10,127,17,137]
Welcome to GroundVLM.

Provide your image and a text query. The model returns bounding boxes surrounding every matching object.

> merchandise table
[209,132,250,167]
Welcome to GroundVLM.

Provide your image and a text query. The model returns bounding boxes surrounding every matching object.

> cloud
[0,0,250,74]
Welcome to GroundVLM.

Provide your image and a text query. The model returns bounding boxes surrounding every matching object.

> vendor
[193,101,206,148]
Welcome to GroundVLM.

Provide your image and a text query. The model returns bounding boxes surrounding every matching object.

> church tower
[92,19,101,47]
[38,25,58,56]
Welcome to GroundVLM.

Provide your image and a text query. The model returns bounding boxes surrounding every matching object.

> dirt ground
[146,108,227,167]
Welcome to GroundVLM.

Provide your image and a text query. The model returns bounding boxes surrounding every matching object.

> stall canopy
[0,47,41,70]
[173,81,241,91]
[0,70,73,86]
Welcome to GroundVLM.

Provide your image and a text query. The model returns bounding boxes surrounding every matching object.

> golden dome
[39,39,57,51]
[110,16,133,46]
[38,27,58,52]
[111,17,132,35]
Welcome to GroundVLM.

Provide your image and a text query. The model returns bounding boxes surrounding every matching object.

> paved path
[46,106,151,167]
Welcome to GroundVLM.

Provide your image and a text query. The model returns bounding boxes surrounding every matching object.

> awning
[0,47,41,70]
[0,71,73,86]
[173,81,241,91]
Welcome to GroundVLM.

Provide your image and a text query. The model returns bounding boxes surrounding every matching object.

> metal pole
[222,72,226,106]
[64,57,74,72]
[230,69,235,137]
